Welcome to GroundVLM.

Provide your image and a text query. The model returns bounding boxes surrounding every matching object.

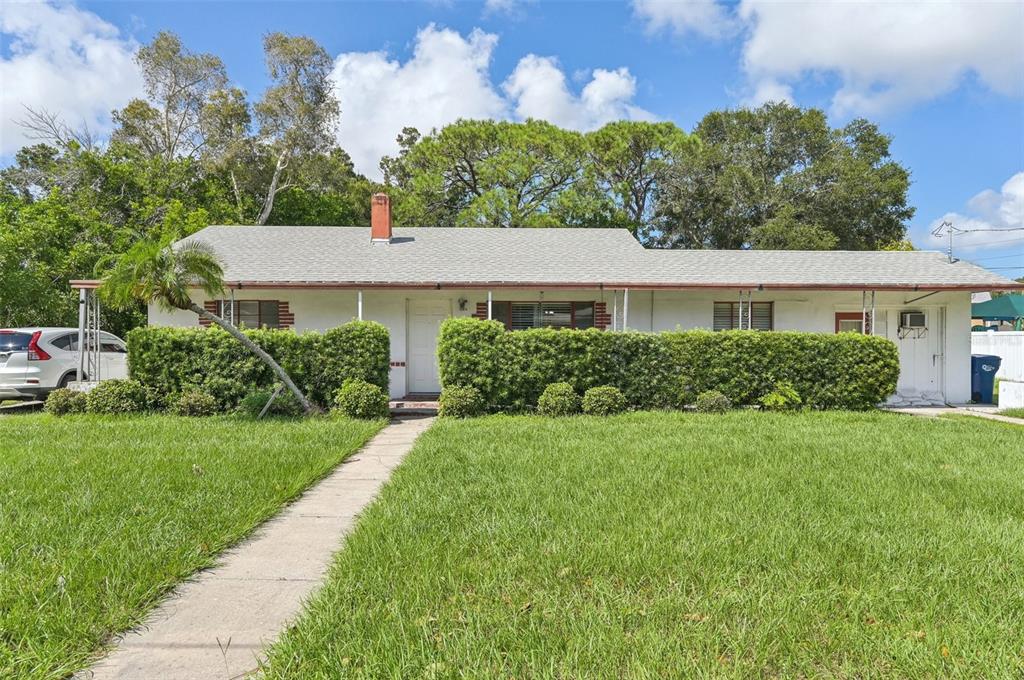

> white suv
[0,328,129,401]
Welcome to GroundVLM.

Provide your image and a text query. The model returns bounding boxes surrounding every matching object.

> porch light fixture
[458,297,468,311]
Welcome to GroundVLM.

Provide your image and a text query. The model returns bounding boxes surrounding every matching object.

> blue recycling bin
[971,354,1002,403]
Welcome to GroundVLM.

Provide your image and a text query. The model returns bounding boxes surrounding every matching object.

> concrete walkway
[79,416,434,680]
[888,406,1023,425]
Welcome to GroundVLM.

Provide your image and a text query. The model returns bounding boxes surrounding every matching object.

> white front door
[407,300,449,395]
[893,308,945,401]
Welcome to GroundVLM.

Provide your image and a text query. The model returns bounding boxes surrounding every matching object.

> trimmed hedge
[438,318,899,411]
[127,321,389,410]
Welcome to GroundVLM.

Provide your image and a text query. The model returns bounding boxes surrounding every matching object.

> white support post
[612,291,618,331]
[94,295,101,382]
[487,290,493,320]
[77,288,86,382]
[357,290,363,321]
[870,291,876,335]
[623,288,630,331]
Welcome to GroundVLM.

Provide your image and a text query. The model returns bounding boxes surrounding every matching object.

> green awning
[972,294,1024,321]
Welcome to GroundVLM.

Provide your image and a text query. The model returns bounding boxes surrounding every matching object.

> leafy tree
[250,33,340,224]
[880,239,916,251]
[383,119,616,228]
[0,31,369,337]
[585,121,695,238]
[97,237,315,413]
[749,206,838,250]
[654,102,913,250]
[111,31,227,161]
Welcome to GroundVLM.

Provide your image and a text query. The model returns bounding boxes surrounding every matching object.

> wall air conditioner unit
[899,311,927,339]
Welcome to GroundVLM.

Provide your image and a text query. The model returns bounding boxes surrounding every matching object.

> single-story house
[150,194,1020,405]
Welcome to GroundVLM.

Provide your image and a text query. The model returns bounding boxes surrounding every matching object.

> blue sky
[2,0,1022,277]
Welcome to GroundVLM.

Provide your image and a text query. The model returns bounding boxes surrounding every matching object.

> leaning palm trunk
[188,302,316,414]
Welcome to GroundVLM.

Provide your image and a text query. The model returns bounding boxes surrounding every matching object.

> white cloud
[483,0,531,16]
[634,0,1024,115]
[331,25,653,178]
[927,172,1024,251]
[504,57,654,129]
[331,25,507,179]
[0,1,143,155]
[633,0,736,39]
[739,0,1024,115]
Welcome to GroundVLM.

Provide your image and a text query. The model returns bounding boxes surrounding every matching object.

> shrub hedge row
[127,321,390,409]
[438,318,899,411]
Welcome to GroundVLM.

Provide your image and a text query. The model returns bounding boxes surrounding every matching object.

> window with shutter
[713,302,773,331]
[493,302,598,331]
[214,300,284,329]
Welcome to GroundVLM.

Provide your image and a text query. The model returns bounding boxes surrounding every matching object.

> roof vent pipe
[371,193,392,243]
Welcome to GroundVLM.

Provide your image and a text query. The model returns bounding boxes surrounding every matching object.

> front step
[389,400,439,416]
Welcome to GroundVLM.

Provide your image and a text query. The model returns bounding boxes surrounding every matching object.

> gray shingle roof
[180,225,1018,290]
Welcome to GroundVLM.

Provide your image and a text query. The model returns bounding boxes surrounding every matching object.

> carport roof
[169,225,1019,291]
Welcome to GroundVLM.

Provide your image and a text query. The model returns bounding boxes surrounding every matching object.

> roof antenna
[931,220,959,264]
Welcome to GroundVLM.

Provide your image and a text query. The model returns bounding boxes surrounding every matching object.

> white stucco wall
[149,288,974,402]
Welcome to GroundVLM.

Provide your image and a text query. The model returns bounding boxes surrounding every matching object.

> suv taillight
[27,331,51,361]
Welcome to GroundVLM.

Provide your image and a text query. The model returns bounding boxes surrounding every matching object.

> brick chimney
[371,193,392,242]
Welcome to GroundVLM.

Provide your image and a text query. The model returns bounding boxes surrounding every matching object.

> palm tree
[98,236,315,414]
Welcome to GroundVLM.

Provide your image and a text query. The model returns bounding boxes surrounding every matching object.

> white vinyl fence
[972,331,1024,382]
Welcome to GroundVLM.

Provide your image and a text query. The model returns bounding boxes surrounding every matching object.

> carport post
[623,288,629,331]
[870,291,876,335]
[77,287,86,382]
[487,290,493,320]
[357,290,363,321]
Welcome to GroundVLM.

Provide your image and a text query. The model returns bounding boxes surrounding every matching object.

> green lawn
[999,407,1024,420]
[264,411,1024,678]
[0,413,383,679]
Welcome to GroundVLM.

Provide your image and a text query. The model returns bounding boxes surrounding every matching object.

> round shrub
[537,382,581,417]
[759,381,802,411]
[169,389,219,417]
[44,388,87,416]
[582,386,627,416]
[439,385,485,418]
[333,379,389,419]
[237,388,305,418]
[695,390,731,414]
[85,379,148,415]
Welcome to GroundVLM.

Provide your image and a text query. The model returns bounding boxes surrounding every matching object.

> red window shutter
[278,301,294,329]
[594,302,611,330]
[199,301,218,327]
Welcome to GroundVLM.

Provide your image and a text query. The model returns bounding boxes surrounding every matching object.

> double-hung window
[492,302,595,331]
[713,302,773,331]
[215,300,281,329]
